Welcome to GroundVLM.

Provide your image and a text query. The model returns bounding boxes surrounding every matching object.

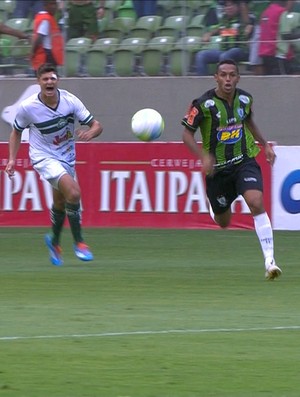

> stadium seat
[86,49,107,77]
[92,37,120,55]
[102,16,136,40]
[142,36,175,76]
[155,15,190,40]
[186,14,205,37]
[0,0,16,21]
[279,11,300,55]
[168,1,195,18]
[86,37,119,76]
[128,15,162,40]
[65,37,92,77]
[11,38,31,59]
[169,36,202,76]
[3,17,30,32]
[113,37,147,76]
[0,36,12,58]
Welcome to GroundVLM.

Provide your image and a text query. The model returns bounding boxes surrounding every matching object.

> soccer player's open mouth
[46,87,54,93]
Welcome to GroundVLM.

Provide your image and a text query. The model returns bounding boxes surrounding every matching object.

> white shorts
[33,158,75,190]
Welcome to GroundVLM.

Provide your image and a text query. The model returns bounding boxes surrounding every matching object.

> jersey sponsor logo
[239,95,250,104]
[204,99,215,108]
[217,124,243,144]
[215,154,244,168]
[53,130,73,145]
[244,177,257,182]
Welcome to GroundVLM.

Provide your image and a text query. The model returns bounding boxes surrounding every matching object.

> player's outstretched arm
[5,129,22,179]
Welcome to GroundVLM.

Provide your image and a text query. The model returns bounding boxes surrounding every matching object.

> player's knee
[247,198,264,215]
[66,186,81,204]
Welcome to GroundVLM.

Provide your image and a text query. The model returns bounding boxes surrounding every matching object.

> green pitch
[0,227,299,397]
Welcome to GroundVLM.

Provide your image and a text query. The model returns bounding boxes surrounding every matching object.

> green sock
[50,206,66,245]
[65,202,83,244]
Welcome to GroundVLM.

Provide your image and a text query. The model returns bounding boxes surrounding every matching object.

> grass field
[0,227,299,397]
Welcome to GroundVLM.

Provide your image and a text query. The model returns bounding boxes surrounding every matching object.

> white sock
[253,212,274,268]
[208,203,217,223]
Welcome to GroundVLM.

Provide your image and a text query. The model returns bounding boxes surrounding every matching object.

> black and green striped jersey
[181,88,260,169]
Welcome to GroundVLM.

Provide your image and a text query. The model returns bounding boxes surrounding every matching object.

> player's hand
[76,127,92,141]
[5,161,15,179]
[264,143,276,166]
[202,153,215,175]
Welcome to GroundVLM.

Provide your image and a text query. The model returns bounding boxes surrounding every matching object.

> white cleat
[265,259,282,280]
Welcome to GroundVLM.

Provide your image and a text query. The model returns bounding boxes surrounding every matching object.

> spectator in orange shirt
[30,0,64,73]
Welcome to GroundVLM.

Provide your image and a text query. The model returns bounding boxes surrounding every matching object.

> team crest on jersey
[57,118,68,129]
[216,111,221,119]
[237,108,244,118]
[216,195,227,207]
[217,124,243,144]
[239,95,250,104]
[204,99,215,108]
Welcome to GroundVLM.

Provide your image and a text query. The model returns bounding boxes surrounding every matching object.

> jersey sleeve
[181,100,203,132]
[13,104,30,132]
[70,94,94,125]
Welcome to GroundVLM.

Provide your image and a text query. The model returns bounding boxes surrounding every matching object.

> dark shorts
[68,3,99,39]
[206,157,263,214]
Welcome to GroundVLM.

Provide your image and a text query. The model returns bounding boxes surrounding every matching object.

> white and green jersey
[14,89,93,165]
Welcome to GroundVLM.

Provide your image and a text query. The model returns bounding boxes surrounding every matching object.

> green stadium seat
[128,15,162,40]
[169,36,202,76]
[142,36,175,76]
[65,37,92,77]
[0,0,16,21]
[87,37,119,76]
[155,15,190,40]
[186,14,205,37]
[102,16,136,40]
[113,37,147,76]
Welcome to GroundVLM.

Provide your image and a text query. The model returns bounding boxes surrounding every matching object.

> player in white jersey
[6,63,103,266]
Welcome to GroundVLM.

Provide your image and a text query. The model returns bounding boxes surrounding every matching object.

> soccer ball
[131,108,164,141]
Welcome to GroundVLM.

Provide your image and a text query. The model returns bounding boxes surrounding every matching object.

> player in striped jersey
[6,63,103,266]
[181,59,281,280]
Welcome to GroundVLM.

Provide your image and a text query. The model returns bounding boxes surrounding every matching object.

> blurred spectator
[66,0,105,42]
[31,0,64,73]
[195,0,255,76]
[132,0,157,18]
[258,0,299,74]
[13,0,44,19]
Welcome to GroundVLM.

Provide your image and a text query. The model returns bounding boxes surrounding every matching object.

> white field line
[1,325,300,342]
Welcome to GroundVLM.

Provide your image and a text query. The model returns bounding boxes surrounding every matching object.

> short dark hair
[216,59,239,74]
[36,63,58,78]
